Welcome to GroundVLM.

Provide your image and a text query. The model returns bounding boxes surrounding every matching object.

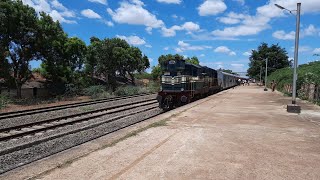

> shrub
[64,83,81,97]
[114,86,140,96]
[0,95,11,109]
[146,81,160,93]
[83,85,109,99]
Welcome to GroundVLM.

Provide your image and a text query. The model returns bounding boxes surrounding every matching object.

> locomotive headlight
[181,88,184,91]
[181,76,187,82]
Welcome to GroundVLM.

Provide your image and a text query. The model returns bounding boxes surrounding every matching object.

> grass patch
[0,95,11,109]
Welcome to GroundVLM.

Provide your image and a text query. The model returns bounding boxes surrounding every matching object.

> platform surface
[3,85,320,180]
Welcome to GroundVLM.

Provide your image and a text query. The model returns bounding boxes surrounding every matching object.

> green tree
[64,37,87,72]
[247,43,290,79]
[85,37,101,80]
[87,37,149,89]
[0,0,39,98]
[185,56,200,65]
[158,54,184,65]
[37,12,69,83]
[151,65,162,80]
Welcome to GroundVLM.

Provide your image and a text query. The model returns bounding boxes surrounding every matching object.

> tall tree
[37,12,69,83]
[247,43,290,79]
[0,0,39,98]
[85,36,101,79]
[64,37,87,72]
[158,54,184,65]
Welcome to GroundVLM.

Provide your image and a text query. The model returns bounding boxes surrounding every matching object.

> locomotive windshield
[161,59,186,76]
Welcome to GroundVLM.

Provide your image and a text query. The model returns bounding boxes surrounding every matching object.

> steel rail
[0,93,155,120]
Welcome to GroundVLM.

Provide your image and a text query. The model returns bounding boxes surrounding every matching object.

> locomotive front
[157,59,191,109]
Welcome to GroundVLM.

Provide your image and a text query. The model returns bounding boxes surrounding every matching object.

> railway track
[0,93,155,120]
[0,96,162,174]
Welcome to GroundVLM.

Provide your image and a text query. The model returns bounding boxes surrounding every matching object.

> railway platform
[2,84,320,180]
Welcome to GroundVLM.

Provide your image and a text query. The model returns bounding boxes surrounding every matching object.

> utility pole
[275,3,301,113]
[259,65,262,86]
[264,58,268,91]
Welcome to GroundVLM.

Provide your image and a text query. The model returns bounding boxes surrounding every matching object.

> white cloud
[217,12,248,25]
[200,54,205,57]
[214,46,236,56]
[229,52,236,56]
[157,0,182,4]
[107,1,164,29]
[212,13,270,37]
[273,25,320,40]
[198,0,227,16]
[175,47,183,53]
[175,41,211,52]
[51,0,67,11]
[272,30,295,40]
[313,48,320,54]
[181,22,200,32]
[50,10,77,24]
[243,51,251,56]
[88,0,107,5]
[303,24,318,36]
[81,9,102,19]
[22,0,76,24]
[104,21,114,27]
[178,41,189,47]
[164,47,169,50]
[212,0,320,38]
[145,44,152,48]
[116,35,146,45]
[161,21,200,37]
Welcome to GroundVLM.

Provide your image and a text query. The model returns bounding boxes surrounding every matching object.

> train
[156,58,241,110]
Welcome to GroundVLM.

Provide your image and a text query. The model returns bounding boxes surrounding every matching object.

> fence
[0,88,50,98]
[283,83,320,103]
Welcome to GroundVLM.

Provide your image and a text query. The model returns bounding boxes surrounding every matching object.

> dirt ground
[2,85,320,180]
[0,96,91,113]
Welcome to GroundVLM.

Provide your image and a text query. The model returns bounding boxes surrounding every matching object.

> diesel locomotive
[157,58,240,109]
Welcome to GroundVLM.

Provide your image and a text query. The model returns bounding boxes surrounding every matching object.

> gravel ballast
[0,106,162,174]
[0,94,156,130]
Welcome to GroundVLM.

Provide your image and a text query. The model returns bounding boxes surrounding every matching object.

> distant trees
[86,37,150,90]
[247,43,290,79]
[158,54,184,65]
[0,1,149,98]
[185,56,200,65]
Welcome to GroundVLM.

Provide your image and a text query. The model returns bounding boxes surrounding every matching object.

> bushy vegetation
[268,61,320,93]
[83,85,113,99]
[135,72,152,80]
[0,95,11,109]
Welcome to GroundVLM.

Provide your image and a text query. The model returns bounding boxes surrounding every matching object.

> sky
[22,0,320,73]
